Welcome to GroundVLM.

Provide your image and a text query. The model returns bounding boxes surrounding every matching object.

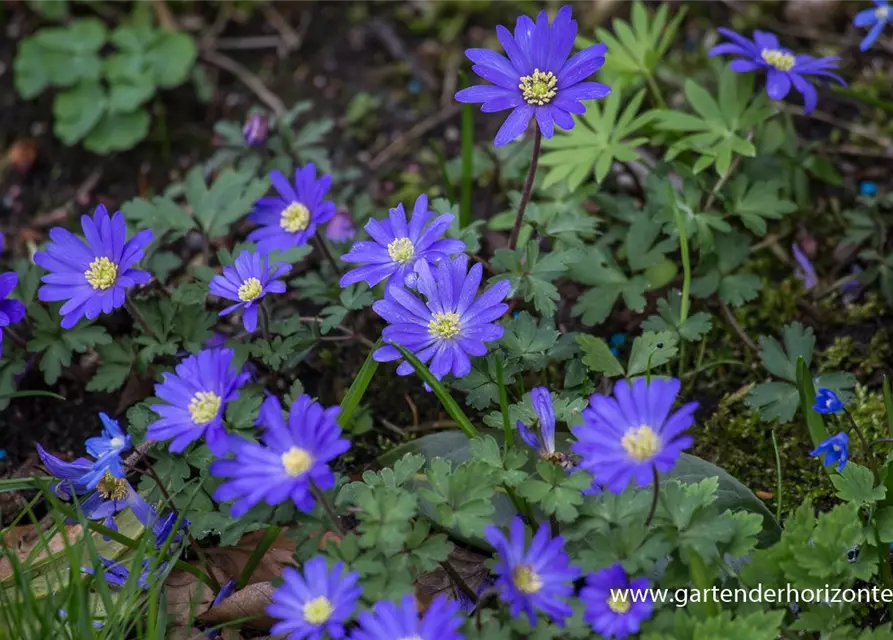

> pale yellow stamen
[877,6,889,19]
[238,277,263,302]
[428,312,461,340]
[188,391,222,425]
[281,446,313,477]
[519,69,558,105]
[512,564,543,594]
[97,472,129,501]
[607,589,631,614]
[387,237,415,264]
[280,202,311,233]
[303,596,334,625]
[760,49,795,72]
[84,257,118,290]
[621,425,660,462]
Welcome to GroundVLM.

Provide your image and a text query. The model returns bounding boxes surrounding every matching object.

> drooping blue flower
[208,251,291,333]
[325,211,356,243]
[708,28,845,113]
[83,556,161,590]
[517,387,563,464]
[860,180,879,197]
[855,1,890,51]
[580,564,653,639]
[37,444,154,534]
[268,556,362,640]
[841,265,864,305]
[484,516,580,626]
[34,205,153,329]
[149,510,190,549]
[810,432,849,472]
[792,242,818,291]
[339,195,465,289]
[350,594,463,640]
[455,5,611,146]
[242,112,269,146]
[83,413,131,484]
[147,348,250,457]
[210,394,349,518]
[247,165,336,254]
[371,254,510,381]
[572,378,697,494]
[814,387,844,414]
[0,268,25,360]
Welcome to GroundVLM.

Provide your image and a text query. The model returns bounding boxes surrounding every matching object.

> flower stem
[771,429,783,522]
[314,231,342,277]
[644,465,660,527]
[260,302,272,342]
[507,128,542,251]
[843,407,878,479]
[494,353,514,449]
[311,482,346,536]
[645,73,667,109]
[125,298,155,339]
[236,525,281,590]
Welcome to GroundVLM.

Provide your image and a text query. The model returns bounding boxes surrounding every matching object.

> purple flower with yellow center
[572,378,697,494]
[350,594,463,640]
[810,432,849,472]
[325,211,356,243]
[208,251,291,333]
[455,5,610,146]
[372,254,510,381]
[210,394,349,518]
[268,556,362,640]
[34,205,153,329]
[580,564,653,639]
[247,165,336,254]
[708,28,845,113]
[484,516,580,626]
[36,444,154,533]
[856,1,891,51]
[339,194,465,288]
[147,348,250,456]
[0,253,25,359]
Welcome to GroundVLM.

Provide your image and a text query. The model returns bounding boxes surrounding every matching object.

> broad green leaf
[83,109,151,153]
[576,335,625,377]
[53,82,106,145]
[627,331,678,377]
[831,463,885,504]
[146,32,197,88]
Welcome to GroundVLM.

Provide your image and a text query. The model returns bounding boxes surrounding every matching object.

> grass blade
[795,356,827,450]
[493,354,513,448]
[338,339,381,429]
[459,71,474,228]
[883,375,893,439]
[391,343,478,438]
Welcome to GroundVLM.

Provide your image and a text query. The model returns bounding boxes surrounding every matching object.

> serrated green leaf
[627,331,678,377]
[500,312,559,372]
[576,335,625,377]
[831,463,885,504]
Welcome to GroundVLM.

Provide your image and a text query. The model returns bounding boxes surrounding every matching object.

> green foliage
[490,242,578,318]
[14,6,196,152]
[27,306,112,385]
[577,330,678,378]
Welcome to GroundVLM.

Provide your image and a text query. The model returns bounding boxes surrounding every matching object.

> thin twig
[314,231,342,277]
[300,316,375,349]
[439,559,478,604]
[718,295,757,352]
[200,49,286,116]
[125,298,156,339]
[368,105,461,171]
[260,3,302,52]
[785,104,893,148]
[311,483,346,536]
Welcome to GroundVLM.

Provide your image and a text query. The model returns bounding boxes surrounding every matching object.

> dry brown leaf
[197,581,276,629]
[164,565,232,625]
[0,523,83,581]
[415,545,489,612]
[204,529,296,585]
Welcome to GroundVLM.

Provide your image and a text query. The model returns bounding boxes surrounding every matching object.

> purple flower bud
[324,211,356,243]
[242,113,269,147]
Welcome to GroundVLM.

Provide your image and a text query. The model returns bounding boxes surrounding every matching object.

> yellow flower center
[519,69,558,106]
[387,237,415,264]
[877,6,889,19]
[621,425,660,462]
[238,277,263,302]
[760,49,795,72]
[607,589,631,614]
[110,437,125,449]
[280,202,311,233]
[512,564,543,594]
[84,257,118,290]
[303,596,334,625]
[188,391,222,425]
[97,472,129,501]
[281,446,314,477]
[428,311,461,340]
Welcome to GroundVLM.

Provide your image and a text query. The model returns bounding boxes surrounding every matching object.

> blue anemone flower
[350,594,463,640]
[860,180,879,197]
[517,387,558,459]
[268,556,362,640]
[210,395,349,518]
[83,413,131,483]
[581,564,654,639]
[708,28,845,113]
[247,166,336,254]
[455,5,611,146]
[208,251,291,333]
[814,388,844,414]
[810,432,849,472]
[83,557,161,590]
[792,242,818,291]
[339,194,465,289]
[34,205,153,329]
[485,516,580,626]
[0,267,25,359]
[855,1,891,51]
[371,254,510,381]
